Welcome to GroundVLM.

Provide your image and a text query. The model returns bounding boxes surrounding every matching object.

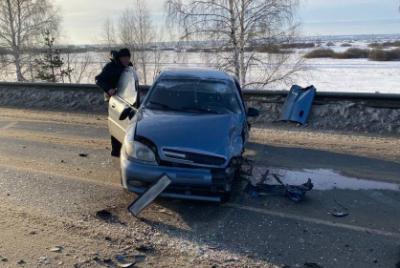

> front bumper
[120,151,235,200]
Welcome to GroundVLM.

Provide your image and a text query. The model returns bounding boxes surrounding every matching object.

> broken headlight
[124,132,156,163]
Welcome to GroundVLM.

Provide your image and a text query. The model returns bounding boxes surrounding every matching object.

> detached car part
[128,175,172,216]
[280,85,316,125]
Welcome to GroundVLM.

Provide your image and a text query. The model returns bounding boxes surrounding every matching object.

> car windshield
[145,78,242,114]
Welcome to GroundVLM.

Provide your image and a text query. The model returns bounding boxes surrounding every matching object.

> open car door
[108,67,139,143]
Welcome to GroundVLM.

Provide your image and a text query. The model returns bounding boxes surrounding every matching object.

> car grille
[162,148,226,166]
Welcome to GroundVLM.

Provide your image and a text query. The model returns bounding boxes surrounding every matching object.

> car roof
[158,68,235,82]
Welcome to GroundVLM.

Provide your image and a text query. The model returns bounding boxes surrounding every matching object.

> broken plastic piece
[280,85,316,125]
[330,199,350,217]
[49,246,63,253]
[128,175,172,216]
[245,174,313,203]
[115,255,135,268]
[330,210,349,218]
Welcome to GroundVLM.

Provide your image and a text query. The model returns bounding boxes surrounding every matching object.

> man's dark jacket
[95,59,133,93]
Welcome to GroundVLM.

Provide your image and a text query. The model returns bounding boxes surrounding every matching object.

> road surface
[0,107,399,268]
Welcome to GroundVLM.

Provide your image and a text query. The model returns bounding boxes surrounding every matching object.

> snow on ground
[1,44,400,94]
[279,58,400,93]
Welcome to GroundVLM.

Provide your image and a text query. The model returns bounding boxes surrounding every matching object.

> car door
[108,67,139,143]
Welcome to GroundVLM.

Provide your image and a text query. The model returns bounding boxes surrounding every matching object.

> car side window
[117,67,138,106]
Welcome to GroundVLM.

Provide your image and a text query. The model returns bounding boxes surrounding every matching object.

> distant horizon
[58,33,400,47]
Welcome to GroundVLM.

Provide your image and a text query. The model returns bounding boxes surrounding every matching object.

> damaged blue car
[108,68,259,202]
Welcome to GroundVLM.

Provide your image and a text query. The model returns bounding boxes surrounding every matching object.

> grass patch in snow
[305,48,400,61]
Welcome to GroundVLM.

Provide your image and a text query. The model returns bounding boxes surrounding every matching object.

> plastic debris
[136,244,155,253]
[95,209,112,221]
[49,246,63,253]
[115,255,135,268]
[244,166,314,203]
[128,175,172,216]
[330,210,349,218]
[304,262,323,268]
[330,199,350,218]
[280,85,317,125]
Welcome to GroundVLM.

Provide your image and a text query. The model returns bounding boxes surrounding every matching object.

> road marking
[0,122,18,130]
[225,203,400,239]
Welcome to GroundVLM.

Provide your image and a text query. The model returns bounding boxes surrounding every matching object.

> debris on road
[330,199,350,218]
[245,177,313,203]
[115,255,135,268]
[78,153,88,158]
[136,244,155,253]
[243,164,313,203]
[96,209,112,221]
[304,262,323,268]
[38,256,49,265]
[95,209,123,224]
[330,209,349,218]
[93,255,137,268]
[128,175,172,217]
[49,246,63,253]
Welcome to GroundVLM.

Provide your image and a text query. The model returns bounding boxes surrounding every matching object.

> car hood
[135,109,245,165]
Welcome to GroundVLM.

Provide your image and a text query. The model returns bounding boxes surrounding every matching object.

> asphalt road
[0,107,399,268]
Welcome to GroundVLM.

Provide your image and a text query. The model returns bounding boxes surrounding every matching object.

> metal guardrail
[1,81,399,108]
[243,89,400,100]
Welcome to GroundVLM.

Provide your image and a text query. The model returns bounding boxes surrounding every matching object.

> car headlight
[124,135,156,163]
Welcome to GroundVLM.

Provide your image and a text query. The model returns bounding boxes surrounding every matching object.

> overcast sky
[54,0,400,44]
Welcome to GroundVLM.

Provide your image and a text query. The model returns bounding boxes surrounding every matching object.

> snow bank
[0,83,106,113]
[0,82,399,135]
[247,96,400,135]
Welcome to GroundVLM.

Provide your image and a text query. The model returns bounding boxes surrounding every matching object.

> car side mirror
[119,107,134,121]
[247,107,260,117]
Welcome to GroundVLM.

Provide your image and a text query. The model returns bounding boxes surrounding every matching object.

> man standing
[95,48,138,157]
[95,48,134,102]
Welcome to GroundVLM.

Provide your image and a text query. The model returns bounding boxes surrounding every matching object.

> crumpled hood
[135,109,245,163]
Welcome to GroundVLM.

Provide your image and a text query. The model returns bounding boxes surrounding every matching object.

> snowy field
[283,58,400,93]
[1,39,400,94]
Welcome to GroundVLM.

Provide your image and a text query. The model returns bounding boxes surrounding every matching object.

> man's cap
[118,48,131,58]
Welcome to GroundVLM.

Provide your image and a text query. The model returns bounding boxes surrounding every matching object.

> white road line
[225,203,400,239]
[0,122,18,130]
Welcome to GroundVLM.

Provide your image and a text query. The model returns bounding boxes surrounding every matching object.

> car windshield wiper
[147,101,181,111]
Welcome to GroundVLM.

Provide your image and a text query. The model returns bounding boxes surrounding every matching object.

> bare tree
[167,0,300,87]
[0,0,59,81]
[119,9,137,66]
[0,54,7,79]
[152,45,163,81]
[102,17,116,51]
[119,0,158,84]
[64,52,94,83]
